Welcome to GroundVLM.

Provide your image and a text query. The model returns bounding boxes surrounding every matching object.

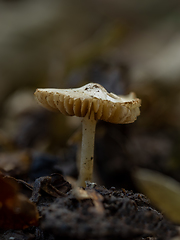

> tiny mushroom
[34,83,141,187]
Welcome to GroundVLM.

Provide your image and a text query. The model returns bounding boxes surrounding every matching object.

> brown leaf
[72,187,104,215]
[31,174,71,203]
[0,176,39,229]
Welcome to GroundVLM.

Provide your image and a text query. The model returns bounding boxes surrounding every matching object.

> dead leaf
[31,174,71,203]
[0,176,39,229]
[72,187,104,215]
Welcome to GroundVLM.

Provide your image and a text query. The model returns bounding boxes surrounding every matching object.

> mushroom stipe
[34,83,141,187]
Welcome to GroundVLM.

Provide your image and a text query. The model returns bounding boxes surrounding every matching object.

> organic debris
[31,173,71,203]
[40,184,178,240]
[0,175,39,230]
[0,171,178,239]
[72,186,104,215]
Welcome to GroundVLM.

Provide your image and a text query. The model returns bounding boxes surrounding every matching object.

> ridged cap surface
[34,83,141,124]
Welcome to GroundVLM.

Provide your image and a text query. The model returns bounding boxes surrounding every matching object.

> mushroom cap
[34,83,141,124]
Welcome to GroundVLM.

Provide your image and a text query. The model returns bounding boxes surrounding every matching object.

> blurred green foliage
[135,168,180,224]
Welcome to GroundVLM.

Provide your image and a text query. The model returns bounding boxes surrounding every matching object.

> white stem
[78,113,97,187]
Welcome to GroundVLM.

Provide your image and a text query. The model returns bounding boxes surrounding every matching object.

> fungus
[34,83,141,187]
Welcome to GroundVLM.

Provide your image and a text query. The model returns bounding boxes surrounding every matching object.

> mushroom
[34,83,141,187]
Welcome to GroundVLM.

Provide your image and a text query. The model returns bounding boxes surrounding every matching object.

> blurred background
[0,0,180,191]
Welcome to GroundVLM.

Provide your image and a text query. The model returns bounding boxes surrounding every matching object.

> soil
[0,174,178,240]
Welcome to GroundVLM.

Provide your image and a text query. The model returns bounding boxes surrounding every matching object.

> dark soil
[41,185,178,240]
[0,174,178,240]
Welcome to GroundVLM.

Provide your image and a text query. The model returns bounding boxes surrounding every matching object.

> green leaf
[134,168,180,224]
